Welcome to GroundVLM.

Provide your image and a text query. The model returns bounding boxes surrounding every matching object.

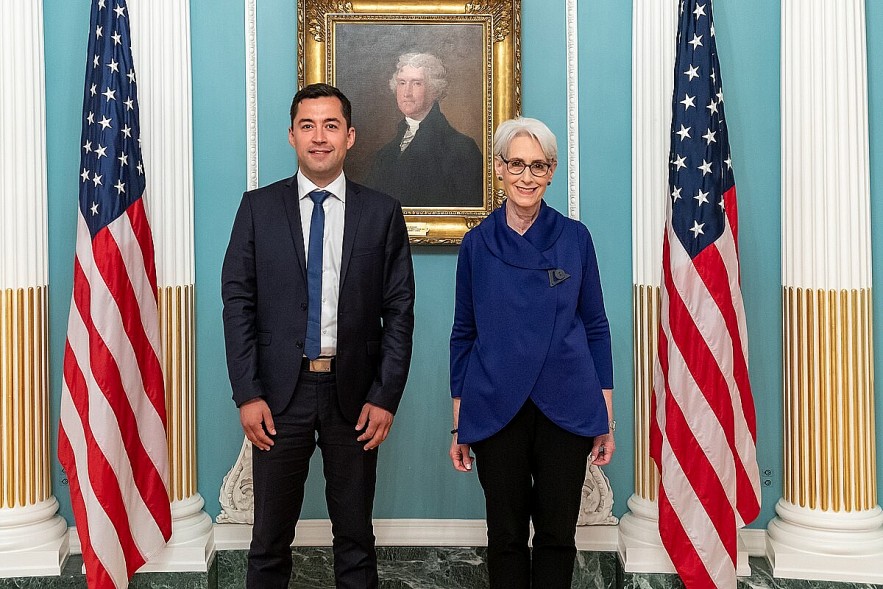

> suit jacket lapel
[281,175,307,280]
[339,180,363,289]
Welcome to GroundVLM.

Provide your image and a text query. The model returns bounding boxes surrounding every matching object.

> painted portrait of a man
[364,53,483,208]
[333,22,487,210]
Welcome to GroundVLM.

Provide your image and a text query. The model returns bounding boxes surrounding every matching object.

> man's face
[394,65,435,120]
[288,96,355,187]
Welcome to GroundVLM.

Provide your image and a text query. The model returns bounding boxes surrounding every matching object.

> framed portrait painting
[297,0,522,244]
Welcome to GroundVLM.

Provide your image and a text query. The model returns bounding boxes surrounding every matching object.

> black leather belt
[302,357,335,373]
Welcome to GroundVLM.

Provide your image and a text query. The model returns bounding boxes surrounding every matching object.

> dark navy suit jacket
[222,175,415,422]
[450,201,613,445]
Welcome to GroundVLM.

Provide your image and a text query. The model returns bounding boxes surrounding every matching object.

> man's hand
[356,403,394,450]
[239,398,275,451]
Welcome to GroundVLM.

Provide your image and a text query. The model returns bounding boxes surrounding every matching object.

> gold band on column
[633,284,660,501]
[158,284,196,502]
[783,286,876,512]
[0,286,50,508]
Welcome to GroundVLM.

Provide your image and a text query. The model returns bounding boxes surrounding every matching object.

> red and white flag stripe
[58,202,171,589]
[651,3,761,585]
[651,186,761,588]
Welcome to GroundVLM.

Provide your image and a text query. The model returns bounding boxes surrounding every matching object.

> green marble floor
[620,558,883,589]
[214,547,615,588]
[0,554,216,589]
[1,551,880,588]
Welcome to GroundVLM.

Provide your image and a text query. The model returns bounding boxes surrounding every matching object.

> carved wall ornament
[577,464,618,526]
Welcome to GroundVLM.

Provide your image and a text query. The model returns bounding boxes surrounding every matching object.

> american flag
[649,1,761,587]
[57,1,172,587]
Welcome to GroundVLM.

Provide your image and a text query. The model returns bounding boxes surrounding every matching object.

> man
[222,83,415,588]
[366,52,484,208]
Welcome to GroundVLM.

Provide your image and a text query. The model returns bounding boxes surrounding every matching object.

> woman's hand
[449,397,473,471]
[591,389,616,466]
[590,432,615,466]
[450,435,474,472]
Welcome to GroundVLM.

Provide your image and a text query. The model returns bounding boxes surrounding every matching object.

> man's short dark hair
[290,83,352,129]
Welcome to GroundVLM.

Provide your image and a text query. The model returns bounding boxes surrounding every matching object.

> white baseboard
[68,521,767,556]
[0,535,69,577]
[741,528,767,557]
[213,520,620,551]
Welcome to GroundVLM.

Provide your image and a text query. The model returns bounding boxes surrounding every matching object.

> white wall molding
[565,0,580,219]
[245,0,259,190]
[68,521,767,557]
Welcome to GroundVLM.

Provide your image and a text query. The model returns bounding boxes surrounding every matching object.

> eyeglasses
[499,156,554,178]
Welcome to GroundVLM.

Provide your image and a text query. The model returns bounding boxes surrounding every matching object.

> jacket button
[295,340,303,349]
[301,302,308,311]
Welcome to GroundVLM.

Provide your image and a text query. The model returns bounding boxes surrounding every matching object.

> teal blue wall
[868,0,883,522]
[712,0,783,526]
[578,0,634,524]
[45,0,90,522]
[41,0,882,531]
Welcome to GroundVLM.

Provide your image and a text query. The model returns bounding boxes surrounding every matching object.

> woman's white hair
[388,53,449,100]
[492,117,558,162]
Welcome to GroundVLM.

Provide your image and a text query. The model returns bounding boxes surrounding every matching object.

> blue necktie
[305,190,329,360]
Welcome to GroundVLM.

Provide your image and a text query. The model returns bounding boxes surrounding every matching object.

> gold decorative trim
[2,288,12,508]
[0,286,50,509]
[39,287,49,501]
[16,288,26,506]
[633,284,659,501]
[465,1,511,41]
[306,1,353,42]
[297,0,521,244]
[782,287,876,512]
[158,284,197,502]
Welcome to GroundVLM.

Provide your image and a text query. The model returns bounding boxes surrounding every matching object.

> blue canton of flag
[79,0,145,238]
[59,1,171,587]
[652,2,761,588]
[669,0,734,258]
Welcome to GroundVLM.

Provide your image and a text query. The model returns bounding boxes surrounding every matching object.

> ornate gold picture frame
[297,0,522,244]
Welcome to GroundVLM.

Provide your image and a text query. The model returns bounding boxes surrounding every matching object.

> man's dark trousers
[246,368,379,589]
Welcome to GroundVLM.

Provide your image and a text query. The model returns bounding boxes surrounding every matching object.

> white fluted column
[616,0,677,573]
[768,1,882,584]
[0,0,70,577]
[127,0,214,572]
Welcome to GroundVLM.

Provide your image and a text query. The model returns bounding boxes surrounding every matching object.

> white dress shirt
[297,171,346,357]
[399,117,421,151]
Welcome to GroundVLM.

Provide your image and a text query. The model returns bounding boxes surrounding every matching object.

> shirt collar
[404,116,421,132]
[297,170,347,203]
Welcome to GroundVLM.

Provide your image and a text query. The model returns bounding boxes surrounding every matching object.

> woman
[449,117,614,588]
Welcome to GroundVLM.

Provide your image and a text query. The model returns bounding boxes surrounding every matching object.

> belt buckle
[309,358,332,373]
